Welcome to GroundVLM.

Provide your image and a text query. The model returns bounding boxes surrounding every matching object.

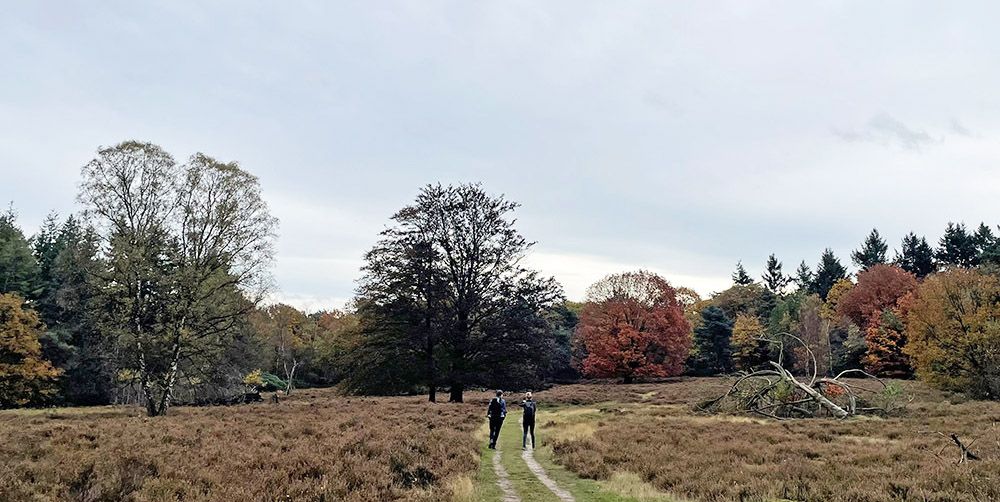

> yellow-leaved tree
[905,269,1000,399]
[0,294,60,407]
[731,314,770,372]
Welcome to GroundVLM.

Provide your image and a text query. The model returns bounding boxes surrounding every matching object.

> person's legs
[522,422,528,449]
[488,417,499,448]
[495,417,505,446]
[527,421,535,448]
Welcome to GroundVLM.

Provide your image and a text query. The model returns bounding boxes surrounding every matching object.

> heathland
[3,378,999,502]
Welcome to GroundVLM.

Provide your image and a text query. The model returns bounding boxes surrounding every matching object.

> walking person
[487,390,507,449]
[520,391,537,450]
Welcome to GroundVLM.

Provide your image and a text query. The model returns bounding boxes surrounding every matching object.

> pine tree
[761,254,790,294]
[895,232,936,278]
[687,306,734,375]
[851,228,888,271]
[0,207,41,299]
[732,261,754,286]
[794,261,814,291]
[937,222,978,268]
[812,249,848,300]
[973,222,999,266]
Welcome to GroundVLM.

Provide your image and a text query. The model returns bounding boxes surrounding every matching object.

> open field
[0,390,482,502]
[3,379,1000,502]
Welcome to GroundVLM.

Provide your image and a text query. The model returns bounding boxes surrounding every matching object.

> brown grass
[538,378,1000,502]
[0,389,483,502]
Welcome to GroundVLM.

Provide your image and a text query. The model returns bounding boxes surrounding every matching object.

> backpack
[488,397,502,417]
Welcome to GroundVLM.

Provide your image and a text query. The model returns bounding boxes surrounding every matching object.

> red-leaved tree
[577,271,691,383]
[837,264,918,376]
[837,264,918,327]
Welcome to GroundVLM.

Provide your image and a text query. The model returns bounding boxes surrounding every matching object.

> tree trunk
[426,320,436,403]
[449,382,464,403]
[448,319,468,403]
[769,362,848,419]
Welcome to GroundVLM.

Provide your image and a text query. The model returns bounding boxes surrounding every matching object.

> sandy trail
[491,449,521,502]
[521,447,575,502]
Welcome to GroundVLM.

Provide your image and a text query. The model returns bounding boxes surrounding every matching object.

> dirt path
[521,447,576,502]
[491,449,521,502]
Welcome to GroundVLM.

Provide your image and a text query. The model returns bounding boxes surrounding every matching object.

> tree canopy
[577,271,690,383]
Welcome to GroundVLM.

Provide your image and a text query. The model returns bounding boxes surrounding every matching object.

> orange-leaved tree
[837,264,917,327]
[837,264,918,376]
[0,294,61,408]
[577,271,691,383]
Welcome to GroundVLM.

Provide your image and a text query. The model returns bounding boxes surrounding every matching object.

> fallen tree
[697,332,904,419]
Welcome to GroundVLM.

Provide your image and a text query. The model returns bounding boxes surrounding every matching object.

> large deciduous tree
[836,265,917,376]
[905,269,1000,398]
[577,271,690,383]
[836,264,917,327]
[710,283,776,322]
[0,294,60,408]
[354,184,561,402]
[79,141,277,416]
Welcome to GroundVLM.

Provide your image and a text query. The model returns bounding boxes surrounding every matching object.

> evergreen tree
[894,232,936,278]
[36,217,111,404]
[973,222,1000,266]
[936,222,978,268]
[812,249,848,300]
[794,261,813,291]
[687,306,734,376]
[851,228,888,271]
[0,208,41,299]
[761,254,790,294]
[732,261,754,286]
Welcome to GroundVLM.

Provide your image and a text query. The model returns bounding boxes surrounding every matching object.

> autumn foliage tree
[0,294,60,408]
[863,308,912,378]
[730,313,770,372]
[577,271,690,383]
[837,265,917,327]
[905,269,1000,399]
[836,265,917,376]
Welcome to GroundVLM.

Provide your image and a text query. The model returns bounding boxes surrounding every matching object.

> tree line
[3,140,1000,413]
[576,225,1000,399]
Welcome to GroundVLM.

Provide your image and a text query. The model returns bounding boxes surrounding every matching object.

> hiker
[520,391,536,449]
[487,390,507,449]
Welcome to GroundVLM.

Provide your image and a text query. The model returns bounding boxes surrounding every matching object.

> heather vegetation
[5,141,1000,500]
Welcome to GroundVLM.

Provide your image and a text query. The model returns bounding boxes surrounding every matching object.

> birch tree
[79,141,276,416]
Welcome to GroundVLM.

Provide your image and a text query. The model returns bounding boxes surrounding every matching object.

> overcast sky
[4,2,1000,311]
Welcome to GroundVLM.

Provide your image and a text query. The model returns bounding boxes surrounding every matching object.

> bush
[260,372,287,392]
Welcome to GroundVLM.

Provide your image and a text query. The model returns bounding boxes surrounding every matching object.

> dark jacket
[521,399,536,422]
[488,397,507,418]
